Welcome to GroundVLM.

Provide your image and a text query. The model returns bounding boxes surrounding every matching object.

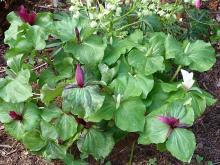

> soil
[0,1,219,165]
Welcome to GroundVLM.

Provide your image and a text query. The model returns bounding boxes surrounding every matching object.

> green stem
[128,140,136,165]
[116,21,141,32]
[170,65,182,82]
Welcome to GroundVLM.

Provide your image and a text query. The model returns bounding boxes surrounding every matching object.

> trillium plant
[1,2,217,164]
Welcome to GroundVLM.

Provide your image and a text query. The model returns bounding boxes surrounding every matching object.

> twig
[32,62,48,71]
[0,145,12,149]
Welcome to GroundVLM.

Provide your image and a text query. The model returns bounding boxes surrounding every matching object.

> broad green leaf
[88,96,115,122]
[138,117,170,145]
[128,30,143,44]
[42,141,67,160]
[4,12,23,47]
[54,13,77,41]
[104,38,136,65]
[7,54,23,73]
[186,40,216,72]
[56,114,78,141]
[124,74,154,99]
[115,98,145,132]
[35,12,53,29]
[22,103,41,131]
[53,56,73,78]
[187,91,206,119]
[64,35,106,66]
[26,25,47,50]
[40,83,65,106]
[77,128,115,159]
[167,101,194,126]
[98,64,118,83]
[0,102,23,123]
[4,121,25,140]
[128,49,165,75]
[0,70,32,103]
[41,120,58,140]
[62,86,105,118]
[165,35,184,59]
[41,105,62,122]
[23,131,47,151]
[148,32,166,56]
[166,128,196,163]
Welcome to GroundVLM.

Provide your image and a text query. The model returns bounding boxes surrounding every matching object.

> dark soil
[0,1,220,165]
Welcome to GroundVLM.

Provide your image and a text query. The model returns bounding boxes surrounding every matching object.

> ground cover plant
[0,0,218,164]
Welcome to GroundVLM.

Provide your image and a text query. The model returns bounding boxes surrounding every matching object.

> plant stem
[128,140,136,165]
[170,65,182,82]
[116,21,141,32]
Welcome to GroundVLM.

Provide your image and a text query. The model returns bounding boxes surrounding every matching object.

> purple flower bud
[194,0,201,9]
[9,111,23,121]
[75,64,84,87]
[18,5,36,25]
[158,116,180,129]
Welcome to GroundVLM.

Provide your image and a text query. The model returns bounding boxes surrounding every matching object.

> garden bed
[0,0,220,165]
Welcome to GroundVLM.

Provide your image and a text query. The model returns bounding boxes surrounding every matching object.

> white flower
[90,21,97,28]
[181,69,195,90]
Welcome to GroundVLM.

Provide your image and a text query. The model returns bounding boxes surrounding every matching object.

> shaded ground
[0,1,220,165]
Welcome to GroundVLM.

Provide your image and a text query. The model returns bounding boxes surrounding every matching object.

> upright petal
[18,5,36,25]
[181,69,195,90]
[195,0,201,9]
[75,64,84,87]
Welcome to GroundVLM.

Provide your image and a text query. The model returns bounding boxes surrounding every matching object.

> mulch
[0,0,220,165]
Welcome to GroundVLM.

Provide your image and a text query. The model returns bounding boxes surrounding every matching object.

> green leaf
[22,103,41,131]
[166,128,196,163]
[7,54,23,73]
[4,121,25,140]
[41,120,58,140]
[115,98,145,132]
[62,86,105,118]
[56,114,78,141]
[42,141,67,160]
[128,49,165,75]
[186,40,216,72]
[124,74,154,99]
[53,56,73,79]
[26,25,47,50]
[148,32,166,56]
[138,117,170,145]
[165,35,184,59]
[98,64,118,83]
[40,83,65,106]
[23,131,47,151]
[41,105,62,122]
[187,91,206,119]
[54,13,77,41]
[77,128,115,159]
[88,95,115,122]
[0,70,32,103]
[104,38,136,65]
[35,12,53,29]
[64,35,106,66]
[0,102,23,123]
[4,12,23,47]
[128,30,143,44]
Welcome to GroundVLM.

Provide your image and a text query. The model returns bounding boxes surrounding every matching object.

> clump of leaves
[0,3,217,164]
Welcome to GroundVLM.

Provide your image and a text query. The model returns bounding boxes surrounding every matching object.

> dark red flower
[9,111,23,121]
[158,116,180,129]
[18,5,36,25]
[75,116,92,129]
[75,64,84,88]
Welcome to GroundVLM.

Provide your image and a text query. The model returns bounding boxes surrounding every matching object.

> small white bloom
[90,21,97,28]
[69,6,75,12]
[181,69,195,90]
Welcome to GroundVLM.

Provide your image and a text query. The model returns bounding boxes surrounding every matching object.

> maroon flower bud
[18,5,36,25]
[9,111,23,121]
[75,64,84,88]
[158,116,180,129]
[75,116,92,129]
